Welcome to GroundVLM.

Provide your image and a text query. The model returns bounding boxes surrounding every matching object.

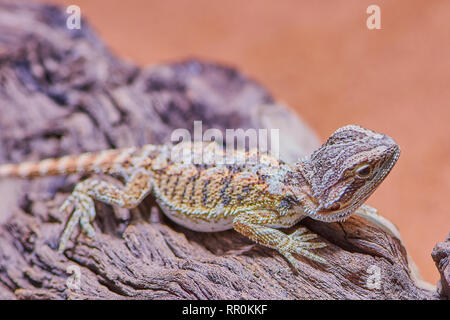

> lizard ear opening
[327,202,341,211]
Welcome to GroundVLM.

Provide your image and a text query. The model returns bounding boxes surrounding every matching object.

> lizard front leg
[58,168,152,251]
[233,210,327,268]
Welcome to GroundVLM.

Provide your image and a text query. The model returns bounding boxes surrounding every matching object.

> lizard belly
[156,200,234,232]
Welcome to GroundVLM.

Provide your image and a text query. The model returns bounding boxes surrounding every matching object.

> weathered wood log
[0,0,447,300]
[432,234,450,298]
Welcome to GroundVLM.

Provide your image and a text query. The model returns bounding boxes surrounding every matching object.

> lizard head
[298,124,400,222]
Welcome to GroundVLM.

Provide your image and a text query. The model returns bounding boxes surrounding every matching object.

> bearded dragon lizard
[0,125,400,268]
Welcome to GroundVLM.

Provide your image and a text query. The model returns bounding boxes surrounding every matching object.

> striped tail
[0,147,141,179]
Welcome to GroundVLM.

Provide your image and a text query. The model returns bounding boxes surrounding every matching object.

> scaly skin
[0,125,400,269]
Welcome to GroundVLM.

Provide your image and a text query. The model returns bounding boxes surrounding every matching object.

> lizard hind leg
[232,211,328,270]
[58,169,153,252]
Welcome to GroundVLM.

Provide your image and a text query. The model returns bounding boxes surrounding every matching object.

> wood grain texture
[0,0,447,299]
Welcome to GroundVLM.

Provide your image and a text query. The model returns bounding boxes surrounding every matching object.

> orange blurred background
[37,0,449,283]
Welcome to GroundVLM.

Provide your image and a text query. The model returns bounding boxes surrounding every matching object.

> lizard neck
[283,164,312,196]
[263,162,316,212]
[285,162,321,218]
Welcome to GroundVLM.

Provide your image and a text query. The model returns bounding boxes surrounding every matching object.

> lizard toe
[276,229,328,265]
[58,191,97,252]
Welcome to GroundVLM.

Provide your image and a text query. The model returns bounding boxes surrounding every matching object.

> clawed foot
[58,191,97,252]
[277,227,327,268]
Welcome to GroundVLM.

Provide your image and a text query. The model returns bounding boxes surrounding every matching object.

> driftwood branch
[0,1,447,300]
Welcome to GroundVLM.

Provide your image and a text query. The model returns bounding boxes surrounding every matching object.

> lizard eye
[356,164,372,178]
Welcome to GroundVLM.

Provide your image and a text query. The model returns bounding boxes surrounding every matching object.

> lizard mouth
[305,204,358,223]
[304,145,400,223]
